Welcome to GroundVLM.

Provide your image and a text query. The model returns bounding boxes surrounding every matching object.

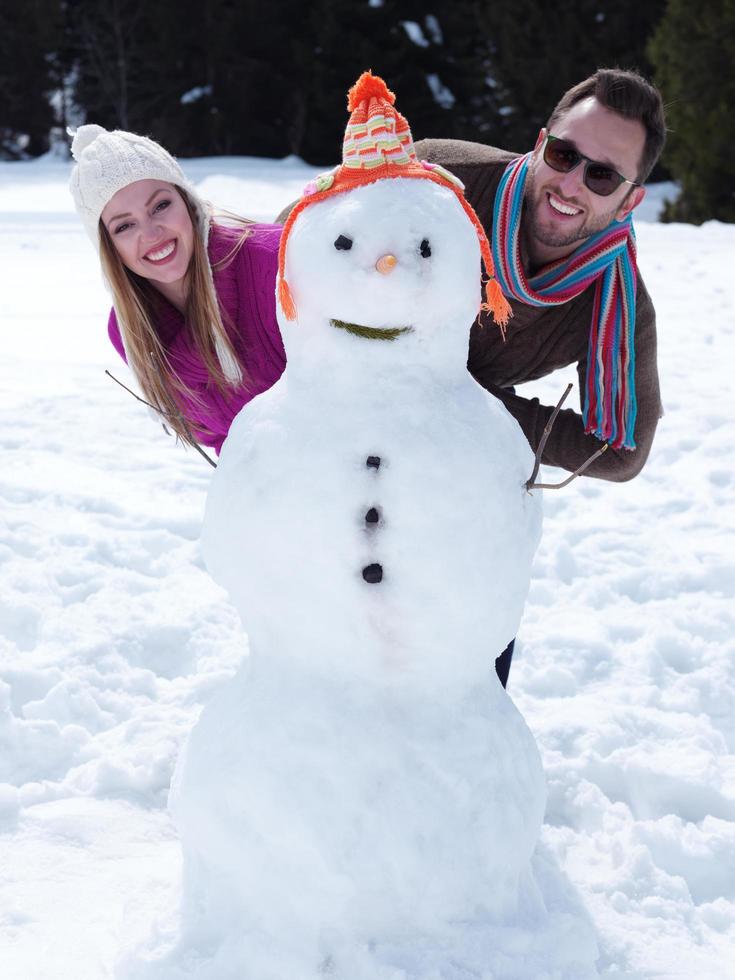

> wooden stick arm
[105,370,217,469]
[525,383,608,491]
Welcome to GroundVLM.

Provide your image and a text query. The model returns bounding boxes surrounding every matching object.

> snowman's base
[117,851,599,980]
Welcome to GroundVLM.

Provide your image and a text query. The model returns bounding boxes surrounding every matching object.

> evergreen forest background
[1,0,732,223]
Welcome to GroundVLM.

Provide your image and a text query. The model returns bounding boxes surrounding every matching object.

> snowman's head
[275,72,510,378]
[280,176,483,367]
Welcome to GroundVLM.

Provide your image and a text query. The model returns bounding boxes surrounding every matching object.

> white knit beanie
[69,124,211,248]
[69,124,242,384]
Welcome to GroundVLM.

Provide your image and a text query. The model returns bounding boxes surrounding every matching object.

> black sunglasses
[543,133,641,197]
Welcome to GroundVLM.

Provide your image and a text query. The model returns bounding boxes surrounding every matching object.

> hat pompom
[347,71,395,111]
[70,124,107,160]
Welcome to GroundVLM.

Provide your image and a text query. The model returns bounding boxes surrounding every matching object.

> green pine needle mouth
[330,319,413,341]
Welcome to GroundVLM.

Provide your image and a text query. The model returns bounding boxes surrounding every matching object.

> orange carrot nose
[375,254,398,275]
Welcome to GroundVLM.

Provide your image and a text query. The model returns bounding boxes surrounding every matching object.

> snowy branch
[105,370,217,469]
[525,383,608,491]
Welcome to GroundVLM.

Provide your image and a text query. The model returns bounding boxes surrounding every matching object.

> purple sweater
[108,223,287,453]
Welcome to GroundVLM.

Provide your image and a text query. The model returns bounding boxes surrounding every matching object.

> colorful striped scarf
[492,152,639,450]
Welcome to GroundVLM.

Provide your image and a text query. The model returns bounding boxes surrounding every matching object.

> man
[416,68,664,479]
[415,68,666,685]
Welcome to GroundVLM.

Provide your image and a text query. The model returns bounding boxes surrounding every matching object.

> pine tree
[197,0,318,159]
[0,0,60,158]
[649,0,735,222]
[479,0,666,155]
[381,0,502,145]
[285,0,500,162]
[68,0,196,144]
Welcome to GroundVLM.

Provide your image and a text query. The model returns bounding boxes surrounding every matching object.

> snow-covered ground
[0,156,733,979]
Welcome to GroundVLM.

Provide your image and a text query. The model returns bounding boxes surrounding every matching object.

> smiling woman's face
[100,179,194,293]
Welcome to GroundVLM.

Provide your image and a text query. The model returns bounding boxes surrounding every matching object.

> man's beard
[524,169,619,249]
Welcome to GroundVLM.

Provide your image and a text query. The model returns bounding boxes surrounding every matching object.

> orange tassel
[278,277,297,321]
[452,191,512,337]
[481,278,512,337]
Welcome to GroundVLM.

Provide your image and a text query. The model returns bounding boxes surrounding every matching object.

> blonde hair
[99,186,252,447]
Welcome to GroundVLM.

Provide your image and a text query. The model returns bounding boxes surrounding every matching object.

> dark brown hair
[546,68,666,183]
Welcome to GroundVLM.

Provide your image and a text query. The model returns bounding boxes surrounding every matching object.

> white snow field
[0,155,733,979]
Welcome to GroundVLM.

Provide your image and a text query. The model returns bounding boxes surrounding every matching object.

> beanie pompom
[347,71,395,111]
[70,124,107,161]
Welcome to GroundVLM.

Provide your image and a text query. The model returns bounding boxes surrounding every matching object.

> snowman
[167,73,549,979]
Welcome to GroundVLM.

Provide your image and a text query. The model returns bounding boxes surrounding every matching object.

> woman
[69,124,286,454]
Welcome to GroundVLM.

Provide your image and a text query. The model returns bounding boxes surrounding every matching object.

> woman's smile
[143,238,178,264]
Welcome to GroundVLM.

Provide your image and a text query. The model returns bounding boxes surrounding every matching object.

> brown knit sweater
[414,138,662,482]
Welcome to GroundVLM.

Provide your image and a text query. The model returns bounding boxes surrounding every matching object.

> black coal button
[366,456,381,470]
[362,563,383,583]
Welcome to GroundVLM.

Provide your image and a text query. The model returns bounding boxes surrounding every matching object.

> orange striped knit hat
[277,71,512,330]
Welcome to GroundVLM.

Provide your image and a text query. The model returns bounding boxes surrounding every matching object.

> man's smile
[546,192,583,217]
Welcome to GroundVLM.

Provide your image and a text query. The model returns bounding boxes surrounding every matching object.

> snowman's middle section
[206,373,538,695]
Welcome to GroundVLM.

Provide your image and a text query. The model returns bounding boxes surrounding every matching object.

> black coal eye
[420,238,431,258]
[334,235,353,251]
